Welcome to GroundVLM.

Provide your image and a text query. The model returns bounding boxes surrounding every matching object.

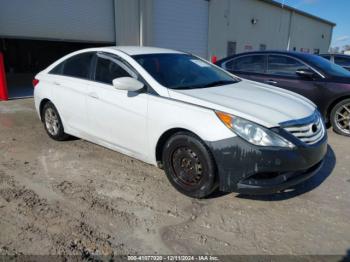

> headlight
[216,111,295,148]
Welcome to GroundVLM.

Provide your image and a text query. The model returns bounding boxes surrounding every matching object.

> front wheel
[330,98,350,137]
[162,132,218,198]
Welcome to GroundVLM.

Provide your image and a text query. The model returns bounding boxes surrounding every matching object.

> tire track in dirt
[0,171,129,257]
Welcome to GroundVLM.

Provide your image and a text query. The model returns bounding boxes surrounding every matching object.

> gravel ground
[0,98,349,257]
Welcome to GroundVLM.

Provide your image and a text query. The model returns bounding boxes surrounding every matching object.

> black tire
[42,101,69,141]
[330,98,350,137]
[162,132,218,198]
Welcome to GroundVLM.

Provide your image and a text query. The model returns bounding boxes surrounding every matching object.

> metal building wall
[0,0,334,58]
[151,0,209,58]
[0,0,116,43]
[289,12,333,54]
[208,0,334,59]
[114,0,154,46]
[114,0,140,45]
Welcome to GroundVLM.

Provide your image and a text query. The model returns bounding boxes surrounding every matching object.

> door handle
[265,80,278,85]
[88,92,99,99]
[53,81,61,86]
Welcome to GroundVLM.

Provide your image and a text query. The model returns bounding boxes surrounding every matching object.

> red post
[0,52,8,101]
[211,55,217,64]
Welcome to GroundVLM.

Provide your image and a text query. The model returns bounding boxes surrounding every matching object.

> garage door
[0,0,115,43]
[152,0,209,58]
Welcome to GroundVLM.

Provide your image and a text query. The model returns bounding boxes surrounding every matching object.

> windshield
[132,53,239,89]
[303,55,350,78]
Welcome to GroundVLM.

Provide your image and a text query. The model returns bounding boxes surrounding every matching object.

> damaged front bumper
[206,130,328,195]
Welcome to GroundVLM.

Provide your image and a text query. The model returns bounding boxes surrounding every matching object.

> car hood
[168,79,316,128]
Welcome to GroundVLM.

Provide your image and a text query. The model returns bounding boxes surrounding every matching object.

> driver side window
[94,54,136,85]
[267,55,310,77]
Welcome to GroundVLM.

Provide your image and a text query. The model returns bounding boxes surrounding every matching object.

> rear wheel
[42,101,69,141]
[162,132,217,198]
[330,99,350,136]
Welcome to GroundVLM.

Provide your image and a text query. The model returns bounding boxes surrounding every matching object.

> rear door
[222,54,268,83]
[50,52,94,133]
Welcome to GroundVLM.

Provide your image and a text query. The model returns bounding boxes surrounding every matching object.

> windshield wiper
[200,80,236,88]
[173,80,236,90]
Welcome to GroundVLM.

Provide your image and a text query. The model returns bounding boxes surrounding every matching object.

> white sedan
[34,46,327,198]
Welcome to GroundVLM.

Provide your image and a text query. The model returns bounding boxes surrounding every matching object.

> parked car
[320,53,350,71]
[216,51,350,136]
[34,47,327,198]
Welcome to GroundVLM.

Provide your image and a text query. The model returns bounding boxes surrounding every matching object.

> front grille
[283,113,325,145]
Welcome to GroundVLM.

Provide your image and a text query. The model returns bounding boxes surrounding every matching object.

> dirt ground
[0,98,349,257]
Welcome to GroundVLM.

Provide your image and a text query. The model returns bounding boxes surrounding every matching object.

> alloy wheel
[334,103,350,135]
[45,108,60,136]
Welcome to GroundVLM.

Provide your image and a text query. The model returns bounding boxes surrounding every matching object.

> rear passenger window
[50,52,94,80]
[94,54,135,85]
[321,55,330,60]
[224,55,266,74]
[50,63,64,75]
[62,53,94,79]
[268,55,309,77]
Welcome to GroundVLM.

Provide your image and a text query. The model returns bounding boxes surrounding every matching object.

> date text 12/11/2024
[127,255,220,261]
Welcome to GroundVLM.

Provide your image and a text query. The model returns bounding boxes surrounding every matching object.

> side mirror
[295,68,315,79]
[112,77,144,92]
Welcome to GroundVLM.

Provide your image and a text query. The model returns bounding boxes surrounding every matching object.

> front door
[264,54,325,106]
[86,52,149,158]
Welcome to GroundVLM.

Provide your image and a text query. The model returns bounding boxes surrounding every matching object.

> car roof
[216,50,318,64]
[105,46,185,56]
[320,53,350,57]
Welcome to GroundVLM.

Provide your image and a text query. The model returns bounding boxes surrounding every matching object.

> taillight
[32,78,39,88]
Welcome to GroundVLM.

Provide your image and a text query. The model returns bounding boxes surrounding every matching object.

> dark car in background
[216,51,350,136]
[320,53,350,71]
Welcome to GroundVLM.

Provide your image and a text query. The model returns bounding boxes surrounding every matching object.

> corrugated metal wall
[0,0,115,43]
[114,0,140,45]
[152,0,209,58]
